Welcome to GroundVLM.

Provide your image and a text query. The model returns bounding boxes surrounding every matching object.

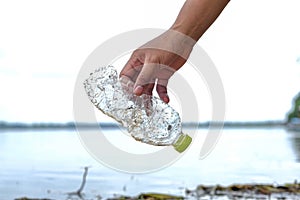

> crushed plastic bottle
[84,65,192,153]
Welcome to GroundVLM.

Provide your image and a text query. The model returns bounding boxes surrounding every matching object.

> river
[1,128,300,199]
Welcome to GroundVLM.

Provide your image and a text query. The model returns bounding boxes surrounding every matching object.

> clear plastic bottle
[84,65,192,153]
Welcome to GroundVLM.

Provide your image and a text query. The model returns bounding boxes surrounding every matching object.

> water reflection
[1,128,300,199]
[287,129,300,162]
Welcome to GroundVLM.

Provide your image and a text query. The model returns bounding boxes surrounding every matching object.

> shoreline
[13,181,300,200]
[0,120,288,130]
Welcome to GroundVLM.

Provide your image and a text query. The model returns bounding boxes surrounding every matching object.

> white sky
[0,0,299,123]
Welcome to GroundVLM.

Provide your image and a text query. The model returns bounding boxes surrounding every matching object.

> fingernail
[133,86,143,95]
[163,96,169,103]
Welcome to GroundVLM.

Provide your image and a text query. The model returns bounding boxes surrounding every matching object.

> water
[1,128,300,199]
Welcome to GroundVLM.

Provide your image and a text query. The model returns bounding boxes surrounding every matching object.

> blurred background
[0,0,299,123]
[1,0,300,199]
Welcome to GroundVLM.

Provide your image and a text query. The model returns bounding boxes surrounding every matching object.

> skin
[120,0,230,103]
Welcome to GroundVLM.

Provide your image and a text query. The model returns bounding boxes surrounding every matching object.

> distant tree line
[287,92,300,123]
[0,121,119,130]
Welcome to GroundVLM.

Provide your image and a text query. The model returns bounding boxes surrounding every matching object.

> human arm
[171,0,230,41]
[120,0,230,103]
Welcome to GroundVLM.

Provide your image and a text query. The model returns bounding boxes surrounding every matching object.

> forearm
[171,0,230,41]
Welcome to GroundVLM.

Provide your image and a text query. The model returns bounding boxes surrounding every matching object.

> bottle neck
[172,133,192,153]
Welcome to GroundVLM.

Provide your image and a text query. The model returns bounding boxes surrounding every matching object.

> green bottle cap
[172,134,192,153]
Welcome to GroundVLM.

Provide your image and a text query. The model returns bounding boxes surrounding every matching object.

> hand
[120,29,195,103]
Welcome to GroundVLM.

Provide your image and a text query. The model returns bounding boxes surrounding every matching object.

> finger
[119,76,135,93]
[143,82,155,95]
[133,81,156,96]
[156,79,169,103]
[120,55,143,82]
[133,58,157,96]
[156,64,176,81]
[133,85,144,96]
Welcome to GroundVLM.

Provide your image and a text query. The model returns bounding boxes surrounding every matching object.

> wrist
[167,26,198,50]
[170,21,203,42]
